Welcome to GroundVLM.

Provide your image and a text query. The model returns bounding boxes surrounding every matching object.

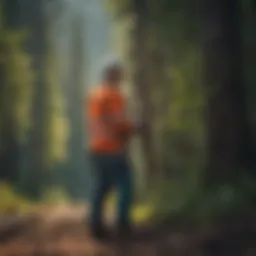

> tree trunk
[131,0,156,186]
[65,15,86,199]
[0,0,21,183]
[3,0,20,27]
[202,0,253,185]
[18,0,47,198]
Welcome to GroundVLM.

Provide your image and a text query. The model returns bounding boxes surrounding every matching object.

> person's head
[101,58,124,87]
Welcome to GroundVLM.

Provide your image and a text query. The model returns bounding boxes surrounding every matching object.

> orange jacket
[87,86,133,153]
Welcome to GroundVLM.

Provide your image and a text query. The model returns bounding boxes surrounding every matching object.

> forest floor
[0,204,255,256]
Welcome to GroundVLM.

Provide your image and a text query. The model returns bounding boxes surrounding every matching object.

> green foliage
[0,1,69,198]
[151,0,200,48]
[0,183,70,213]
[106,1,256,220]
[163,47,205,176]
[0,182,31,213]
[42,187,71,204]
[0,5,34,144]
[105,0,132,18]
[186,181,256,221]
[150,174,256,223]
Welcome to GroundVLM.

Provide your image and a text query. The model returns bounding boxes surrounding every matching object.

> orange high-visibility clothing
[87,86,133,153]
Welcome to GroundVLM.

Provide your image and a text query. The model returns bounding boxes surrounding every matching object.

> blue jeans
[90,153,133,229]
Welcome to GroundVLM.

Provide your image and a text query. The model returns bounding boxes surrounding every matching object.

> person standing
[87,58,143,239]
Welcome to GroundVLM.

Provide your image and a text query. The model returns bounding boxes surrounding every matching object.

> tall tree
[106,0,254,195]
[130,0,156,184]
[0,0,20,183]
[65,14,87,198]
[0,0,34,184]
[17,0,48,198]
[202,0,254,185]
[20,0,70,197]
[243,0,256,173]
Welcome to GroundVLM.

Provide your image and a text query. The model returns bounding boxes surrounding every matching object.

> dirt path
[0,205,255,256]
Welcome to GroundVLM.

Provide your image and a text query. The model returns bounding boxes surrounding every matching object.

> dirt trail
[0,205,255,256]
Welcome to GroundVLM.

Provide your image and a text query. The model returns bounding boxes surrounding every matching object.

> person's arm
[114,119,134,135]
[111,96,135,136]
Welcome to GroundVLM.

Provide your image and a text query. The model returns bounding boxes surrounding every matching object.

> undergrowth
[1,174,255,226]
[151,174,256,224]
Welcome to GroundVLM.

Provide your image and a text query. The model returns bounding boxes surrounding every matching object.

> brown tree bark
[130,0,157,186]
[202,0,254,185]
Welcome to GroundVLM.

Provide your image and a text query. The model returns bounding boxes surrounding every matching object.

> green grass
[0,182,32,214]
[0,183,72,215]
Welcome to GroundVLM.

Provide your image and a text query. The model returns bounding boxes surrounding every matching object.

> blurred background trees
[105,0,256,214]
[0,0,86,200]
[0,0,255,217]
